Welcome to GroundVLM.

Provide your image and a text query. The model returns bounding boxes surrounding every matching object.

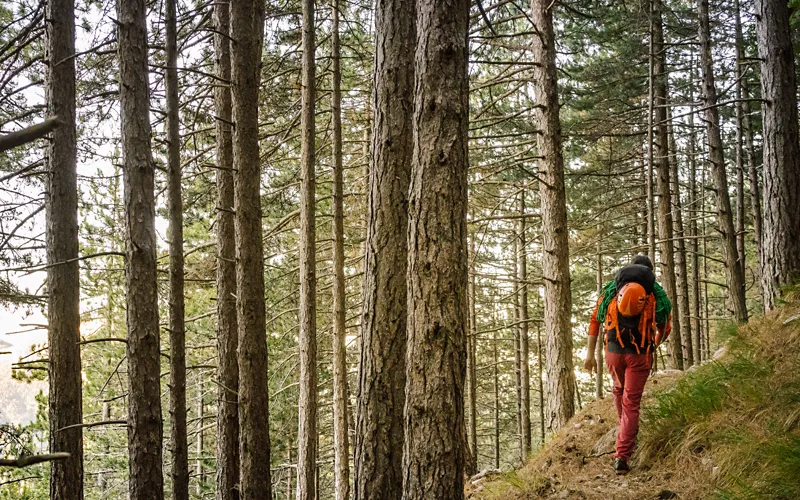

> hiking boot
[613,458,630,475]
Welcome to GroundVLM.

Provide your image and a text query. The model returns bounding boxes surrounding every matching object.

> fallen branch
[0,452,70,468]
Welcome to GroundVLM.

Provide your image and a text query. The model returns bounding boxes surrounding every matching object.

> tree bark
[734,0,747,278]
[230,0,271,494]
[118,0,163,493]
[297,0,317,497]
[330,0,350,497]
[493,328,500,469]
[687,53,702,364]
[595,232,604,399]
[402,0,470,496]
[755,0,800,309]
[466,236,478,476]
[699,0,748,322]
[536,322,545,445]
[651,0,684,369]
[213,0,239,496]
[511,233,522,457]
[668,115,693,367]
[165,0,188,496]
[46,0,83,493]
[517,190,531,457]
[355,0,414,495]
[196,377,204,495]
[531,0,575,433]
[646,9,657,266]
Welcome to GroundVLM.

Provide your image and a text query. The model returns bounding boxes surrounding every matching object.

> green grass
[637,317,800,499]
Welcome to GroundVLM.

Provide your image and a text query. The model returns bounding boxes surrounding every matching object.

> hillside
[469,295,800,499]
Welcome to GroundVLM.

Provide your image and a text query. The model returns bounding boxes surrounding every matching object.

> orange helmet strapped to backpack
[616,282,647,318]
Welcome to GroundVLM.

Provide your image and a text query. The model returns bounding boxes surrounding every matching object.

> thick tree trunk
[230,0,271,495]
[699,0,748,322]
[297,0,318,498]
[330,1,350,497]
[355,0,414,495]
[517,190,531,457]
[466,237,478,476]
[118,0,163,494]
[402,0,470,496]
[755,0,800,309]
[531,0,575,433]
[652,0,684,369]
[213,0,239,497]
[45,0,83,493]
[165,0,188,496]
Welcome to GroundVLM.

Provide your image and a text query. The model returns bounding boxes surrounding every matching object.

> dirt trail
[469,371,697,499]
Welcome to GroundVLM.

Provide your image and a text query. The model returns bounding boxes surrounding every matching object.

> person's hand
[584,356,597,375]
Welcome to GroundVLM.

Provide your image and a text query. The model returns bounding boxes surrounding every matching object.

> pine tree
[118,0,163,494]
[45,0,83,493]
[755,0,800,309]
[402,0,470,495]
[532,0,575,432]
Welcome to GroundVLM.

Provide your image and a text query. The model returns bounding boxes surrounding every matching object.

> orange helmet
[617,282,647,318]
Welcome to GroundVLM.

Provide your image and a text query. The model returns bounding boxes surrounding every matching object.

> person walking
[584,255,672,473]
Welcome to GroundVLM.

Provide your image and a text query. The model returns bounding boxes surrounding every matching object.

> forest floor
[468,292,800,499]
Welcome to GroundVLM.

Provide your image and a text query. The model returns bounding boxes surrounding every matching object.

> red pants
[606,351,652,461]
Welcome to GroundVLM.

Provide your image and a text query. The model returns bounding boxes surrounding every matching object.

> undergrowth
[638,304,800,499]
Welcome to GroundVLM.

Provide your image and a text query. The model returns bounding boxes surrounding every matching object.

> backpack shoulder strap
[596,280,617,325]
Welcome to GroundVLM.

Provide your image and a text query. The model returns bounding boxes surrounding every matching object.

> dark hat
[632,254,654,271]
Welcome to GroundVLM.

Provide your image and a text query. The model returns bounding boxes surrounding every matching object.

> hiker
[584,254,672,474]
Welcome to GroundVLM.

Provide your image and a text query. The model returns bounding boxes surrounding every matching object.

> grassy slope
[469,294,800,499]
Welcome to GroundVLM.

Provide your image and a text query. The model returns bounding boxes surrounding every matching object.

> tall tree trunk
[595,232,604,399]
[196,377,204,496]
[652,0,684,369]
[517,190,531,457]
[741,87,763,301]
[165,0,188,496]
[402,0,470,495]
[213,0,239,496]
[355,0,414,495]
[330,0,350,497]
[119,0,163,494]
[733,0,747,278]
[511,234,522,458]
[668,115,693,367]
[466,237,478,476]
[46,0,83,492]
[230,0,271,494]
[646,10,657,266]
[536,322,545,445]
[755,0,800,309]
[699,0,748,322]
[687,54,702,364]
[493,328,500,469]
[531,0,575,432]
[297,0,318,497]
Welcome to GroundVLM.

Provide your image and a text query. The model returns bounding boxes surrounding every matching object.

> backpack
[596,265,672,353]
